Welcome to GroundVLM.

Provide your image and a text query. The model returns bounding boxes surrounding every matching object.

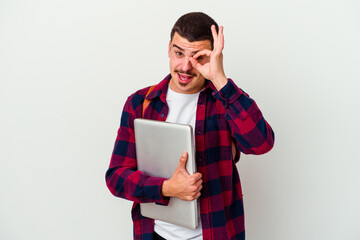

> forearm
[105,164,169,204]
[214,79,275,154]
[105,96,170,205]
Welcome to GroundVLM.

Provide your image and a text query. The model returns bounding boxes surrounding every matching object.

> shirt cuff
[213,79,244,107]
[146,177,170,206]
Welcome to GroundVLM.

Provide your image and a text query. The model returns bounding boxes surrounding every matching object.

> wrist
[212,75,228,91]
[161,180,171,197]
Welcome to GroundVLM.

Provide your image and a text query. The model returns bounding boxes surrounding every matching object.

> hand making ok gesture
[189,25,228,90]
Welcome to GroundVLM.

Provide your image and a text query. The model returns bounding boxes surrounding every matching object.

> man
[106,12,274,240]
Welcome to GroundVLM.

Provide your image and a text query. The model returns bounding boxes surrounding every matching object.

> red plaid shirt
[106,74,274,240]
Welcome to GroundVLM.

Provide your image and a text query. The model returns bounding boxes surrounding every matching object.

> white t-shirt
[154,86,202,240]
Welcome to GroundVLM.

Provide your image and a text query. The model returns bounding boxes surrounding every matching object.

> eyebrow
[172,44,199,54]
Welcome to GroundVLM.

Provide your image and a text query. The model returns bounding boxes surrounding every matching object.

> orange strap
[142,85,156,117]
[142,84,238,160]
[232,140,238,161]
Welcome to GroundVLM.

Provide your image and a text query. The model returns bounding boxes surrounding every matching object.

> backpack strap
[142,84,238,161]
[142,85,157,117]
[232,140,239,162]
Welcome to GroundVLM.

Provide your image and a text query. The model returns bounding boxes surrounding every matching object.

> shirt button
[199,158,202,162]
[161,114,165,118]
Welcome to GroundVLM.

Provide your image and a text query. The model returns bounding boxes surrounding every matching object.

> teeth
[179,74,192,81]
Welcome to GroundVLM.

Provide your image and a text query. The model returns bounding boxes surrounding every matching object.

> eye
[197,56,203,61]
[176,51,183,56]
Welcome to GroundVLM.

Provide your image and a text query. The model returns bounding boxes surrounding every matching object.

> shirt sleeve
[212,79,275,155]
[105,96,170,205]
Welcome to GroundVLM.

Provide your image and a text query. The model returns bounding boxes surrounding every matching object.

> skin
[162,25,228,201]
[162,152,203,201]
[168,25,228,94]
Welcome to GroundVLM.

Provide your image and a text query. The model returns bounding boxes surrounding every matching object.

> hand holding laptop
[134,119,199,228]
[162,151,203,201]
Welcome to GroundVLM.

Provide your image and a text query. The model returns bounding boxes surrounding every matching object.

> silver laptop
[134,118,198,229]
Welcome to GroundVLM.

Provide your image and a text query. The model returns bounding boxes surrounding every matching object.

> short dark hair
[170,12,219,48]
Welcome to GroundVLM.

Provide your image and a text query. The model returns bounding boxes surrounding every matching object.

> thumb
[189,57,199,69]
[177,151,188,171]
[189,57,205,73]
[189,57,206,76]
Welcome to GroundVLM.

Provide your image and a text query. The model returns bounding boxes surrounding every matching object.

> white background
[1,0,359,239]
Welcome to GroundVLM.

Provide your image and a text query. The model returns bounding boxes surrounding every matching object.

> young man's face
[168,32,212,94]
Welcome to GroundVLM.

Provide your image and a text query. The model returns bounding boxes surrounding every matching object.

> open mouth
[177,73,194,84]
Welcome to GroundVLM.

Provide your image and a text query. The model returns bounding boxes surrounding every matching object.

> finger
[195,183,203,192]
[192,49,212,59]
[211,25,218,46]
[176,151,188,171]
[194,192,201,199]
[189,57,200,70]
[219,26,224,47]
[218,26,223,38]
[194,178,202,188]
[189,57,208,75]
[190,190,203,200]
[187,191,201,201]
[193,172,202,181]
[215,26,224,53]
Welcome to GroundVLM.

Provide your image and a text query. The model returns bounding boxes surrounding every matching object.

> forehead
[170,32,212,52]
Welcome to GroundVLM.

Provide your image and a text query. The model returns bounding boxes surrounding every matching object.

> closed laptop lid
[134,118,198,229]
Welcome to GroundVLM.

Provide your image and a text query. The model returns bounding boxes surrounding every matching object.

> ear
[168,40,171,58]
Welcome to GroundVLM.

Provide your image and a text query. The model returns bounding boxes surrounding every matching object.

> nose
[180,57,193,72]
